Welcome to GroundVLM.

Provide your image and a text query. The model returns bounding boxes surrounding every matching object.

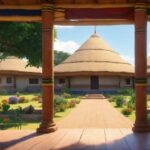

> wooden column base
[132,124,150,133]
[37,121,57,134]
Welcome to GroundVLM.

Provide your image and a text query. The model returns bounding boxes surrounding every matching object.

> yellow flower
[2,99,8,104]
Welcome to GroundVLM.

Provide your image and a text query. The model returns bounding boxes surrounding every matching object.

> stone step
[83,94,106,99]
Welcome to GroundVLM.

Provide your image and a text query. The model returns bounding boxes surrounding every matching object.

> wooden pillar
[37,4,57,134]
[132,3,149,132]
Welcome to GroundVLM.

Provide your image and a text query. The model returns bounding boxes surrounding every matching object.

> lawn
[109,94,150,122]
[0,93,80,130]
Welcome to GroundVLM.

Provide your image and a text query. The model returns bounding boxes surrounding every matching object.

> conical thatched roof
[0,56,42,75]
[54,33,134,76]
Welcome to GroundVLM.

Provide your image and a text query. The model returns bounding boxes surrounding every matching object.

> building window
[29,78,39,84]
[6,77,12,84]
[59,78,65,84]
[125,78,131,85]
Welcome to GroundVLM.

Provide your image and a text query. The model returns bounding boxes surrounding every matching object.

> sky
[54,23,150,65]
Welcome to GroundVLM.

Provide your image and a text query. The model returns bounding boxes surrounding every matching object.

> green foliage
[63,93,71,98]
[18,97,29,103]
[61,86,70,93]
[0,22,57,67]
[127,91,135,109]
[23,105,34,114]
[122,107,132,116]
[2,103,10,113]
[16,92,20,97]
[118,88,134,95]
[115,96,125,107]
[109,96,117,102]
[68,99,76,108]
[54,50,70,65]
[76,98,80,104]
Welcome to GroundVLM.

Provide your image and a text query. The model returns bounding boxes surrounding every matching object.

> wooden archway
[0,0,150,133]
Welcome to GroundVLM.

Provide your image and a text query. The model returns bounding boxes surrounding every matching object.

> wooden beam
[0,4,41,10]
[55,3,135,9]
[65,8,134,20]
[54,19,134,26]
[0,16,41,22]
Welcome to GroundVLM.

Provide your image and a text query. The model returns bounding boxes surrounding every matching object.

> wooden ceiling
[0,0,149,25]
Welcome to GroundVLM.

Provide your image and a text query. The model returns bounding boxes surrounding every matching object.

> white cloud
[54,39,80,54]
[121,55,134,65]
[54,25,74,29]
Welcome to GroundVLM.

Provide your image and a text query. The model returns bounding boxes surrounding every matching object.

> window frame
[29,78,39,85]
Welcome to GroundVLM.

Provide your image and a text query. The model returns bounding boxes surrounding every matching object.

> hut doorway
[90,76,99,89]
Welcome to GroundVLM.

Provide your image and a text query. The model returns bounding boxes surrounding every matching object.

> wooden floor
[1,128,150,150]
[58,99,133,128]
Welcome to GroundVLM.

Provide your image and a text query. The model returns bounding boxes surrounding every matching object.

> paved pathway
[58,99,133,128]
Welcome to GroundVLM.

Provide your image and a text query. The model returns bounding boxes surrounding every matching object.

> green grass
[110,101,135,121]
[0,93,80,130]
[5,107,75,130]
[110,96,150,122]
[0,94,42,110]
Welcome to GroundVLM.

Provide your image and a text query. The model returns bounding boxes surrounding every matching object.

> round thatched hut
[54,33,134,94]
[0,57,42,93]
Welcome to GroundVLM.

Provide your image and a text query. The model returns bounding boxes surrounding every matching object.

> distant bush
[63,93,71,98]
[8,96,18,104]
[76,98,80,104]
[109,96,117,102]
[16,92,20,97]
[68,99,76,108]
[115,96,125,107]
[18,97,29,103]
[118,89,134,95]
[31,96,39,101]
[23,105,34,114]
[122,108,132,116]
[54,95,66,112]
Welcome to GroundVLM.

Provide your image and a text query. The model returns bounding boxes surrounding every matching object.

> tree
[0,22,57,67]
[54,50,70,65]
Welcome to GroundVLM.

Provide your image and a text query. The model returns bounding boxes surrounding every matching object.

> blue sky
[54,23,150,65]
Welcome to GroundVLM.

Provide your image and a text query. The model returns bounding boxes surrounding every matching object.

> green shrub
[127,93,135,109]
[61,86,70,93]
[16,92,20,97]
[118,89,134,95]
[54,96,67,113]
[76,98,80,104]
[23,105,34,114]
[68,99,76,108]
[2,103,10,113]
[18,97,29,103]
[63,93,71,98]
[115,96,125,107]
[122,108,132,116]
[109,96,117,102]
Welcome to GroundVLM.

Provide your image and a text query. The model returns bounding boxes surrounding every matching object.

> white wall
[0,75,41,93]
[99,76,120,86]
